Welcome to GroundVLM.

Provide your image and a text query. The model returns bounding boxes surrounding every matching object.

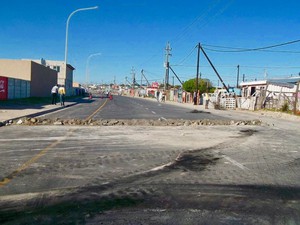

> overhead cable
[202,39,300,53]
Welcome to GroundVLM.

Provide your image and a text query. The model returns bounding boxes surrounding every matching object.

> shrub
[281,102,289,112]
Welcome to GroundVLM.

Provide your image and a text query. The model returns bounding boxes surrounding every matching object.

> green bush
[281,102,289,112]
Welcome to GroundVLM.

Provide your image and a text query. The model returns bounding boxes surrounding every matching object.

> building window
[250,87,256,96]
[53,66,60,73]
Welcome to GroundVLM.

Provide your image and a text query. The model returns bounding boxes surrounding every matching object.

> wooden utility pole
[131,67,136,89]
[294,81,299,114]
[172,76,174,87]
[164,42,172,91]
[196,43,201,103]
[200,45,229,92]
[141,69,150,87]
[236,65,240,88]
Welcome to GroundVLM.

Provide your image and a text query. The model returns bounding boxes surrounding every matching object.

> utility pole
[125,76,131,86]
[172,76,175,87]
[164,42,172,91]
[264,69,268,79]
[200,45,229,92]
[141,69,150,87]
[195,43,201,104]
[243,74,245,82]
[294,81,299,114]
[131,67,136,89]
[169,66,183,85]
[236,65,240,88]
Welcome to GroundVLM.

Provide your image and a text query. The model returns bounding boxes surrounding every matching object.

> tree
[182,78,213,93]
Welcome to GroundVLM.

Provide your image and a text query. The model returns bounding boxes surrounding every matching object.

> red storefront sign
[0,77,8,100]
[151,82,159,88]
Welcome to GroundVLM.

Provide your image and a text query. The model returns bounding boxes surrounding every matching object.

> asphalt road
[0,96,300,225]
[42,95,226,120]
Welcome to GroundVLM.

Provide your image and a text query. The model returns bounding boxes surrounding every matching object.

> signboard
[0,77,8,100]
[151,82,159,88]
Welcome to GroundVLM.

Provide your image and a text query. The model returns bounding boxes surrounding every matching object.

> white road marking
[151,111,156,114]
[149,162,173,171]
[223,156,250,171]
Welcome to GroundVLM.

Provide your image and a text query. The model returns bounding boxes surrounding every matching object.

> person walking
[204,93,210,109]
[58,85,66,106]
[51,84,58,105]
[193,91,197,105]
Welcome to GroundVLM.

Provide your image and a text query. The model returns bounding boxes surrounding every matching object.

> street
[41,95,227,120]
[0,96,299,225]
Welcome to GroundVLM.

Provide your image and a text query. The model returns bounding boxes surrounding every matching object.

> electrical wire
[174,46,197,66]
[171,0,222,44]
[202,39,300,53]
[139,0,235,68]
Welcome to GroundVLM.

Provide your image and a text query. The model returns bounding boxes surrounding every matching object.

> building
[0,59,57,100]
[73,82,85,96]
[238,77,300,110]
[30,59,75,96]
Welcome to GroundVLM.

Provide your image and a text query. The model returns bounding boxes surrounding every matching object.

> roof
[240,76,300,87]
[268,76,300,84]
[240,80,267,86]
[67,64,75,70]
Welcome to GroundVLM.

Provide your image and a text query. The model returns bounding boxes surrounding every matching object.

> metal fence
[8,78,30,99]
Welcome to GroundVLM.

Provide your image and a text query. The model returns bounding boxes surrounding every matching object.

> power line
[171,0,222,44]
[139,0,234,68]
[171,0,235,45]
[204,47,300,54]
[174,46,197,66]
[202,39,300,53]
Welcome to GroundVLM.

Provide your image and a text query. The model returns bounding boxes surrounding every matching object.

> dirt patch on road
[167,151,220,172]
[1,117,262,127]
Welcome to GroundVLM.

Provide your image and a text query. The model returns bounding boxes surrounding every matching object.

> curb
[0,101,80,125]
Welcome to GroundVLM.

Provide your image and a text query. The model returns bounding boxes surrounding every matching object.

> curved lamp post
[64,6,98,65]
[85,52,101,87]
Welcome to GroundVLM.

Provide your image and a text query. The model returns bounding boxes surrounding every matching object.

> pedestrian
[205,93,210,109]
[193,91,197,105]
[156,90,160,102]
[161,91,166,102]
[51,84,58,105]
[58,85,66,106]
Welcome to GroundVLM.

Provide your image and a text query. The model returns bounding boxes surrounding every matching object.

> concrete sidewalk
[0,98,83,122]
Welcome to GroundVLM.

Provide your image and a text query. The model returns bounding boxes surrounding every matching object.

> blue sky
[1,0,300,86]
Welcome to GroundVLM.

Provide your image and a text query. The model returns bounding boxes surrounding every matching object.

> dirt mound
[6,117,262,127]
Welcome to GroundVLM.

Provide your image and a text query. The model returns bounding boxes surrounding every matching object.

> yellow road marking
[86,98,109,121]
[0,130,75,187]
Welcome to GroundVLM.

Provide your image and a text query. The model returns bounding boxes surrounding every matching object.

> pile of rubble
[1,117,262,127]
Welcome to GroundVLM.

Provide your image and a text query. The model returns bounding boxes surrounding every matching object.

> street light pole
[85,53,101,87]
[64,6,98,65]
